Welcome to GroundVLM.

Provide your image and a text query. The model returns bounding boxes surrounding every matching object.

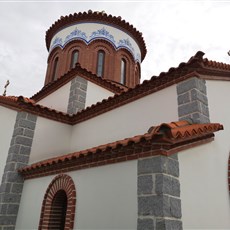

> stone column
[177,77,209,123]
[67,76,88,114]
[0,112,37,230]
[137,154,182,230]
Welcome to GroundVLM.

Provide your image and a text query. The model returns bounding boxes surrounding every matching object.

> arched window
[52,57,59,81]
[120,58,126,84]
[39,174,76,230]
[70,50,79,69]
[96,50,105,77]
[48,190,67,230]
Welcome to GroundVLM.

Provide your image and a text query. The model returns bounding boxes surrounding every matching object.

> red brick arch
[38,174,76,230]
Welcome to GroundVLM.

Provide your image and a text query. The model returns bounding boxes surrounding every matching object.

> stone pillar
[0,112,37,230]
[177,77,209,123]
[137,155,182,230]
[67,76,88,114]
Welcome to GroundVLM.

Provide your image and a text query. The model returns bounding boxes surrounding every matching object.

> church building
[0,10,230,230]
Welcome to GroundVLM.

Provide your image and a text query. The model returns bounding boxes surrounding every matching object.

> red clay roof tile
[31,63,126,102]
[2,52,230,125]
[18,120,223,179]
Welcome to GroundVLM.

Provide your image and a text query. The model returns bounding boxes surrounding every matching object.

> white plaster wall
[29,117,72,163]
[179,80,230,229]
[0,106,17,180]
[15,160,137,230]
[37,81,71,113]
[70,85,178,152]
[85,81,114,108]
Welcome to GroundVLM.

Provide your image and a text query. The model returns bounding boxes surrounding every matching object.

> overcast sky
[0,0,230,97]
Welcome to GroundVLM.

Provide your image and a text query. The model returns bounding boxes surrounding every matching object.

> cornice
[18,121,223,179]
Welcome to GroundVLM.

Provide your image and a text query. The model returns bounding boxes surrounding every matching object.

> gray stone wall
[137,154,182,230]
[0,112,37,230]
[177,77,210,123]
[67,76,88,114]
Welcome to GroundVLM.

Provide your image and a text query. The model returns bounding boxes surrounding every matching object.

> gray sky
[0,1,230,97]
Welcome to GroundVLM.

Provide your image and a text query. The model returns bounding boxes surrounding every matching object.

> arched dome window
[52,57,59,81]
[120,58,127,84]
[70,50,79,69]
[96,50,105,77]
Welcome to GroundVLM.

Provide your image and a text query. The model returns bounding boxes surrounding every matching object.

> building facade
[0,10,229,230]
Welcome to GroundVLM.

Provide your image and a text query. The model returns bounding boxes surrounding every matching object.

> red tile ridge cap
[31,63,125,102]
[18,120,223,174]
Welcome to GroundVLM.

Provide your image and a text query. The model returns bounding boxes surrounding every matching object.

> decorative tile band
[49,22,141,62]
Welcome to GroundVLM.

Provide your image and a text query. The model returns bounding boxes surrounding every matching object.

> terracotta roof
[0,95,72,124]
[3,51,230,125]
[18,120,223,179]
[31,63,126,102]
[45,10,147,61]
[70,51,230,124]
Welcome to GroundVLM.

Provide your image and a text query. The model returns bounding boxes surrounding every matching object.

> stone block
[167,158,179,177]
[7,153,28,164]
[0,183,11,193]
[178,101,201,117]
[192,113,210,124]
[156,218,183,230]
[16,112,27,121]
[15,136,32,146]
[0,204,7,214]
[12,127,24,137]
[27,113,37,122]
[191,89,208,105]
[1,194,21,203]
[155,174,180,196]
[6,172,23,183]
[177,77,206,94]
[80,82,87,91]
[138,175,154,195]
[0,216,17,225]
[138,195,170,217]
[76,76,87,84]
[24,129,34,138]
[137,218,155,230]
[138,156,167,175]
[18,119,36,130]
[11,183,23,194]
[8,145,20,154]
[7,204,19,215]
[19,146,31,156]
[177,92,190,104]
[4,163,15,172]
[3,227,15,230]
[170,197,182,218]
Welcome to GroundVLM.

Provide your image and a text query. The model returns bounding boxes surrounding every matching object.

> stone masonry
[137,154,182,230]
[0,112,37,230]
[177,77,210,124]
[67,76,88,115]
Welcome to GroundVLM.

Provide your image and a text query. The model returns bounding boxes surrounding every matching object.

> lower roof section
[18,120,223,179]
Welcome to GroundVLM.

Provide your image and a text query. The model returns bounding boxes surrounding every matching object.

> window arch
[39,174,76,230]
[96,50,105,77]
[52,57,59,81]
[70,50,79,69]
[120,58,127,84]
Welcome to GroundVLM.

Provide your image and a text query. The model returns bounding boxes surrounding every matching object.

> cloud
[0,1,230,96]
